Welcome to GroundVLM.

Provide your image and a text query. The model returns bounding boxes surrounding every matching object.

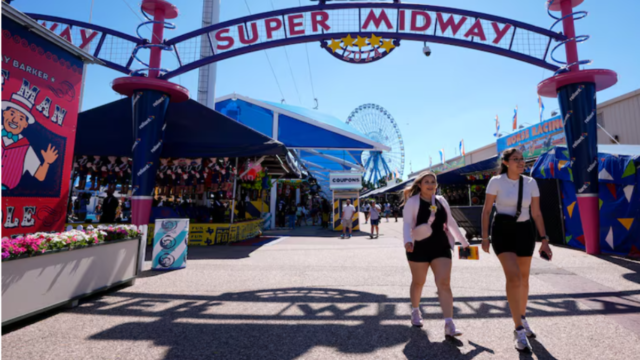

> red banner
[2,17,84,236]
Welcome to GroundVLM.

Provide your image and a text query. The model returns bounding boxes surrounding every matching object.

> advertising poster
[2,17,84,236]
[152,218,189,270]
[497,115,566,159]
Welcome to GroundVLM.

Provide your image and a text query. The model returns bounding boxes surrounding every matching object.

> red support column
[560,0,580,71]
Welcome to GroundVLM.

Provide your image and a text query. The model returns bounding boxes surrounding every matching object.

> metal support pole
[230,157,239,225]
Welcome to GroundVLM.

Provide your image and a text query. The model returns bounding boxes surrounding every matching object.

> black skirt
[406,234,452,263]
[491,218,536,257]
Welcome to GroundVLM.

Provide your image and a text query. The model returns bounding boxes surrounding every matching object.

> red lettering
[543,123,549,133]
[436,13,467,36]
[215,28,234,50]
[399,10,406,31]
[287,14,305,36]
[532,126,537,136]
[410,11,431,32]
[311,11,330,32]
[79,29,99,50]
[491,22,512,44]
[343,50,352,60]
[353,51,362,62]
[238,23,259,45]
[265,18,283,39]
[365,50,372,62]
[59,26,72,43]
[362,9,393,30]
[374,47,382,58]
[464,19,487,41]
[41,22,59,32]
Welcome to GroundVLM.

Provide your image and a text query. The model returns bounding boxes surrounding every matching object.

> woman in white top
[402,171,470,337]
[481,148,552,353]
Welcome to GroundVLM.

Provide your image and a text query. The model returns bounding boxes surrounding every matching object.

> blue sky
[13,0,640,177]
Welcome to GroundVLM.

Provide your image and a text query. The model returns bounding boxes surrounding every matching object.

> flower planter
[2,237,142,326]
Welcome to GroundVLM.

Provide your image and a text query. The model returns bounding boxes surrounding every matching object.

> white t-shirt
[342,204,356,220]
[369,204,382,220]
[385,203,391,211]
[364,204,371,212]
[486,175,540,222]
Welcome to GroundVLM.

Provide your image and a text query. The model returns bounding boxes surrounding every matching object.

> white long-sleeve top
[402,194,470,249]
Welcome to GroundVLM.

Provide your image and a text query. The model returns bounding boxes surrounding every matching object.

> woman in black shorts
[481,148,552,353]
[402,171,469,337]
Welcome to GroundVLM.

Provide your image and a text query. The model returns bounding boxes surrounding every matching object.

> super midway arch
[28,2,566,79]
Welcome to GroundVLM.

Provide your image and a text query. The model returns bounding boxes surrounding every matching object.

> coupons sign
[2,16,84,237]
[330,173,363,190]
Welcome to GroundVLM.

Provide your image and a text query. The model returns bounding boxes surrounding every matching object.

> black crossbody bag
[493,176,523,225]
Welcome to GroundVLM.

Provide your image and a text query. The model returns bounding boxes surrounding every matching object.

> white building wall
[596,89,640,145]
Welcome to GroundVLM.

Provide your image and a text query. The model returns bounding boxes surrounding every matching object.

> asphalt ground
[3,215,640,359]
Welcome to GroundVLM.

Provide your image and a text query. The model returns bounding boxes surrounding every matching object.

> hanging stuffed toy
[157,158,170,196]
[193,158,205,195]
[117,156,132,195]
[89,156,103,191]
[106,156,118,192]
[76,155,89,190]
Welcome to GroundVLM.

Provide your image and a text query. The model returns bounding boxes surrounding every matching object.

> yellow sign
[145,219,264,246]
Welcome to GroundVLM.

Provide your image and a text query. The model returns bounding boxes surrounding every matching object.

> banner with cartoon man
[2,15,88,236]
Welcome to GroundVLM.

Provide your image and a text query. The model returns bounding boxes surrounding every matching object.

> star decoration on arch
[354,35,369,49]
[327,39,342,53]
[380,39,396,52]
[369,34,382,47]
[341,35,355,47]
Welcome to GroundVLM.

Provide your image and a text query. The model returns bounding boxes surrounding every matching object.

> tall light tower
[197,0,221,109]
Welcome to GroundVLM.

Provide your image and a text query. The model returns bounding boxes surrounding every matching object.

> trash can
[152,218,189,270]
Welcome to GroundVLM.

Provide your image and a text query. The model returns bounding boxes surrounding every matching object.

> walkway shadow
[144,245,260,261]
[403,328,494,359]
[597,255,640,286]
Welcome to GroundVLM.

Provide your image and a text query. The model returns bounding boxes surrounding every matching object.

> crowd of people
[275,196,332,230]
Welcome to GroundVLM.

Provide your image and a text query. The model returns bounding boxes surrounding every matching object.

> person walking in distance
[363,201,371,224]
[340,199,356,239]
[402,171,470,338]
[481,148,552,353]
[369,200,382,239]
[386,202,393,222]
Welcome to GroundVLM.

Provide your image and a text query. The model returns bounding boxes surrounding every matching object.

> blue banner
[496,115,565,159]
[131,90,170,197]
[557,83,598,195]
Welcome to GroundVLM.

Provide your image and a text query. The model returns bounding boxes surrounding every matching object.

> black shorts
[406,234,452,263]
[371,219,379,226]
[491,219,536,257]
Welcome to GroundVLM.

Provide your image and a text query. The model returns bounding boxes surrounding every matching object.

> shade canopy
[76,98,287,158]
[435,156,500,185]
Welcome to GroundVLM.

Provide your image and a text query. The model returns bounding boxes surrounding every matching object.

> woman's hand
[481,238,491,253]
[405,242,414,253]
[539,241,553,261]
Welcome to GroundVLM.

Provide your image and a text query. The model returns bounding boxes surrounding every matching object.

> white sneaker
[411,309,423,328]
[522,318,536,338]
[514,328,532,352]
[445,321,463,337]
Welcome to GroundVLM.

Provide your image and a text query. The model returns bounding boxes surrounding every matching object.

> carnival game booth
[74,98,289,246]
[532,145,640,257]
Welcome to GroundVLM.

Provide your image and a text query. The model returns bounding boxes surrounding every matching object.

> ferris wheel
[346,103,405,185]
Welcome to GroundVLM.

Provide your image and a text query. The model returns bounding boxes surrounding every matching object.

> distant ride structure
[346,104,404,185]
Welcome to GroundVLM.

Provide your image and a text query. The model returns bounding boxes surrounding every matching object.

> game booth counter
[531,144,640,257]
[72,96,291,246]
[1,5,145,326]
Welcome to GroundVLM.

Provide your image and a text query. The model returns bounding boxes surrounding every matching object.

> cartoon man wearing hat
[2,81,59,191]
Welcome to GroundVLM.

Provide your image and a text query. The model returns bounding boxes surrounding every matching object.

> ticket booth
[330,172,363,232]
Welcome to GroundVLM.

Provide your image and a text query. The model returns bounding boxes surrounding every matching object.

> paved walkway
[3,215,640,359]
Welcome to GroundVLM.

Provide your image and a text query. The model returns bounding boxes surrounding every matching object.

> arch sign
[28,2,565,79]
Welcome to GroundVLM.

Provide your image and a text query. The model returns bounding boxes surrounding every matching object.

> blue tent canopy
[532,145,640,257]
[75,98,287,158]
[215,95,389,151]
[435,156,499,185]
